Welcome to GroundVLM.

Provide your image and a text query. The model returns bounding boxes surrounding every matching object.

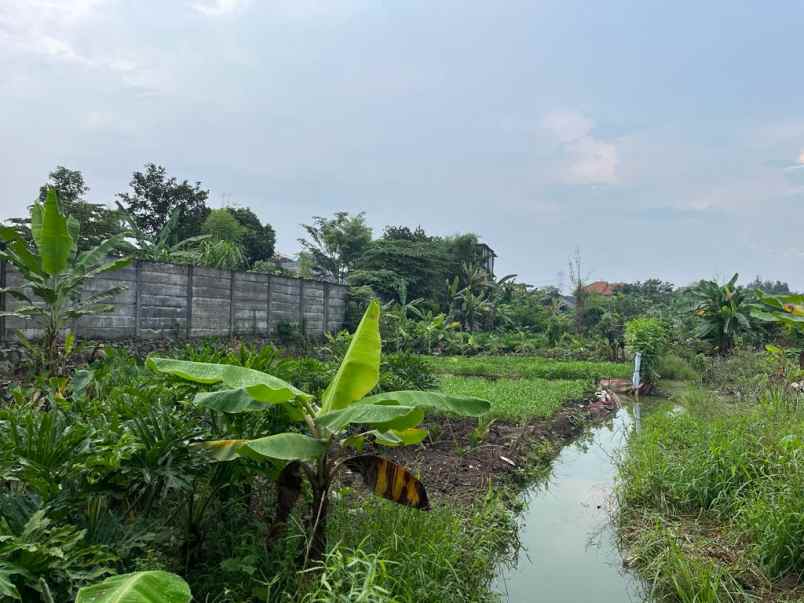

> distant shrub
[655,353,700,382]
[624,317,669,387]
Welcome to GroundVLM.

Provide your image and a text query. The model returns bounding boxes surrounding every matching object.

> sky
[2,0,803,291]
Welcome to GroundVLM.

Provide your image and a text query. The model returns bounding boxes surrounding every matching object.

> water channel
[493,403,654,602]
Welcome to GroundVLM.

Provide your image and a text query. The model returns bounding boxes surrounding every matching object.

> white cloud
[191,0,242,16]
[542,110,619,185]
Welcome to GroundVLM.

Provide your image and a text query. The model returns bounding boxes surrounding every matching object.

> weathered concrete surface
[1,260,347,341]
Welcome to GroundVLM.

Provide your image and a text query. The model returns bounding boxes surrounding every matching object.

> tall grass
[617,389,804,600]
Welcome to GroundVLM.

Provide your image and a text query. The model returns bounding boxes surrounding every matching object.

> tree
[201,208,246,243]
[298,212,372,283]
[149,300,489,563]
[747,277,791,295]
[0,189,130,373]
[227,207,276,265]
[568,247,588,334]
[8,167,123,252]
[117,164,209,243]
[692,273,753,355]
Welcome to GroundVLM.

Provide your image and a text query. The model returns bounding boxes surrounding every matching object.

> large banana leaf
[193,388,288,413]
[244,432,327,461]
[315,404,421,434]
[360,390,490,417]
[75,570,192,603]
[319,299,381,414]
[0,227,44,277]
[31,189,74,275]
[147,358,311,402]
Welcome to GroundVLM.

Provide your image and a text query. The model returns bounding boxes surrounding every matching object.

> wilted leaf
[345,455,429,510]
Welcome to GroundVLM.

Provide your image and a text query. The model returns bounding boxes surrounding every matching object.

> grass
[616,386,804,602]
[427,355,630,381]
[439,375,590,420]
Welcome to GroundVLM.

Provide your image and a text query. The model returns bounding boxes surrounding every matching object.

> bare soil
[363,397,618,503]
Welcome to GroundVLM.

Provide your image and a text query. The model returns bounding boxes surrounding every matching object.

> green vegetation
[617,379,804,602]
[0,189,130,373]
[427,355,630,381]
[149,300,489,562]
[440,375,589,420]
[624,317,669,389]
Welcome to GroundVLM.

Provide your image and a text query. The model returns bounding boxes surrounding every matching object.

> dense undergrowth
[616,365,804,602]
[0,342,603,601]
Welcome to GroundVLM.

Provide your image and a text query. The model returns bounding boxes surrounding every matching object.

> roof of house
[582,281,623,296]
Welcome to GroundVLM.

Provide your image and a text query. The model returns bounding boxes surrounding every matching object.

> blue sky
[2,0,803,290]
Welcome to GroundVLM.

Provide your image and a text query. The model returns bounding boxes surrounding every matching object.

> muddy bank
[367,396,619,503]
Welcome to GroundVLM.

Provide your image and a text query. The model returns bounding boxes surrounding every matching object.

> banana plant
[148,300,489,563]
[75,571,192,603]
[752,292,804,367]
[0,189,130,373]
[116,202,210,263]
[692,273,753,355]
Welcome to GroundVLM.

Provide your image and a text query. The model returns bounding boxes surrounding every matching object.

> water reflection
[493,405,648,603]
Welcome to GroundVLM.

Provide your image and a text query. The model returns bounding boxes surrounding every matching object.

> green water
[494,406,646,602]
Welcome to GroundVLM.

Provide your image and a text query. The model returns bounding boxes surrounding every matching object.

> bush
[624,317,669,387]
[655,353,700,382]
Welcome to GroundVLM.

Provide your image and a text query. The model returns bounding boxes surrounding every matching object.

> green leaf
[0,567,21,600]
[33,189,74,275]
[315,404,420,434]
[192,439,249,462]
[147,358,311,401]
[0,227,44,276]
[75,570,192,603]
[360,390,490,417]
[193,388,283,413]
[244,433,327,461]
[319,299,381,414]
[372,428,428,447]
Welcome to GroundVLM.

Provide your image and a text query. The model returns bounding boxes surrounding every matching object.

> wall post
[298,280,305,330]
[323,282,330,336]
[266,276,273,335]
[228,271,236,337]
[134,260,142,338]
[186,265,194,339]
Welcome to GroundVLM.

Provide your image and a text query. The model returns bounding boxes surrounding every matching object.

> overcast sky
[2,1,803,290]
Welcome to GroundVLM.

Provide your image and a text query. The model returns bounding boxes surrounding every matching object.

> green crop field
[439,375,591,420]
[427,355,630,381]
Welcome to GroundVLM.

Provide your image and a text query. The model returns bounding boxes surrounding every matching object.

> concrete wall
[0,260,348,341]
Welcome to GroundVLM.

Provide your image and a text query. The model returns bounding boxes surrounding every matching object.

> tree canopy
[117,163,209,243]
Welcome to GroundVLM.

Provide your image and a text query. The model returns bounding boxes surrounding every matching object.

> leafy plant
[692,274,753,355]
[76,570,192,603]
[0,189,130,373]
[624,317,669,390]
[117,202,210,263]
[148,300,490,563]
[198,239,247,271]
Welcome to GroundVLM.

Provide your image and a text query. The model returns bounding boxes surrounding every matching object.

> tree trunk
[307,482,329,564]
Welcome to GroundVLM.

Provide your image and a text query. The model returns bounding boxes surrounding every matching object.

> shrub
[624,317,669,387]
